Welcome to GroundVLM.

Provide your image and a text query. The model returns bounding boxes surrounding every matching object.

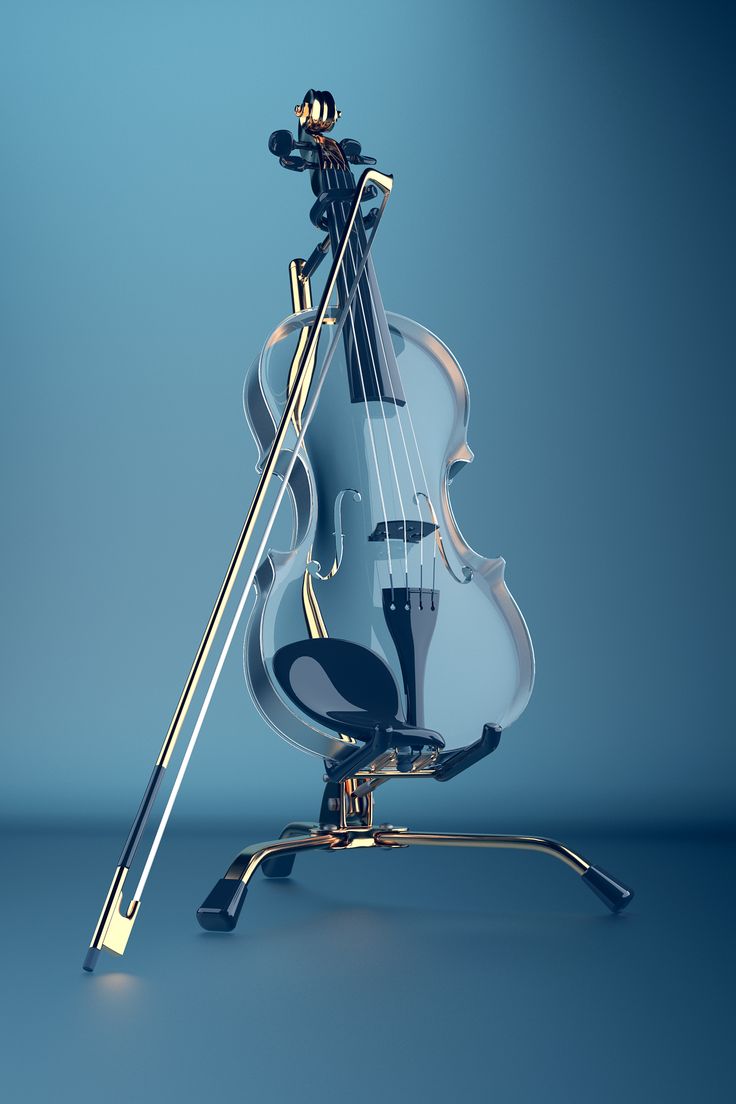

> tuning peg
[340,138,377,166]
[281,155,310,172]
[268,129,311,172]
[340,138,361,162]
[268,130,295,159]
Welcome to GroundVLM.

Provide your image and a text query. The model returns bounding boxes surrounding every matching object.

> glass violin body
[238,91,535,768]
[242,302,534,762]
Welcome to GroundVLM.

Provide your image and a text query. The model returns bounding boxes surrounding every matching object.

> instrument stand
[196,776,634,932]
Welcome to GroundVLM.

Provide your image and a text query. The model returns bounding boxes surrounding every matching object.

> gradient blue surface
[2,826,734,1103]
[1,3,734,1099]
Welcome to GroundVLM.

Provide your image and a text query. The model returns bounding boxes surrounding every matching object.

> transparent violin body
[243,303,535,763]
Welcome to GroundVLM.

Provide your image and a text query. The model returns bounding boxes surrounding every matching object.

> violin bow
[83,167,393,971]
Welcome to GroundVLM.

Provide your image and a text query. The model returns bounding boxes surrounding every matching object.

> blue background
[2,0,733,830]
[2,4,735,1103]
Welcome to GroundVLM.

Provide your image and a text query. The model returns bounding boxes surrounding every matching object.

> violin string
[356,239,430,604]
[339,256,396,600]
[356,224,438,601]
[330,168,410,602]
[340,219,411,602]
[327,167,395,601]
[389,334,439,598]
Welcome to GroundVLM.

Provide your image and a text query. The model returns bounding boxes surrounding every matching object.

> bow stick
[83,168,393,971]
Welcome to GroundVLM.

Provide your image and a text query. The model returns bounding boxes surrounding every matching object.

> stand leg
[261,822,320,879]
[375,831,634,913]
[196,831,338,932]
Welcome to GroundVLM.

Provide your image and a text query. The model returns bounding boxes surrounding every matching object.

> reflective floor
[2,825,732,1103]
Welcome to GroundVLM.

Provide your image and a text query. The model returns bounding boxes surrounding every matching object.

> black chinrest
[272,638,444,751]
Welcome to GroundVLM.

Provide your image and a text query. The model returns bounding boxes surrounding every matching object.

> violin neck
[323,167,405,407]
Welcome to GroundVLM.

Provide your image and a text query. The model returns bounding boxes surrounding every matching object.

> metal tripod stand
[196,775,634,932]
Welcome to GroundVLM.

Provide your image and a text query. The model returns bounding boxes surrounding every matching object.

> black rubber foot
[582,865,634,913]
[196,878,249,932]
[261,853,296,879]
[82,947,101,972]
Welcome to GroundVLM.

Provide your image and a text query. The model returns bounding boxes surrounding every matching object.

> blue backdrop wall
[1,0,734,830]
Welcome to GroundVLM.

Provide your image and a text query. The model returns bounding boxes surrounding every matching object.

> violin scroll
[269,91,376,174]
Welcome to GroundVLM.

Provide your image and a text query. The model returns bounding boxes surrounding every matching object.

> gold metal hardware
[302,569,328,639]
[293,88,346,166]
[294,89,341,134]
[340,776,374,827]
[288,257,312,312]
[294,91,346,169]
[287,258,319,433]
[87,867,141,957]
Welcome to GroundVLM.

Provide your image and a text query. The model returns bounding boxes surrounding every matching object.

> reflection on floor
[2,826,732,1103]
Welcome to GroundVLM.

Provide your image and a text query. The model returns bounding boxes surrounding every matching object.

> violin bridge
[368,519,438,544]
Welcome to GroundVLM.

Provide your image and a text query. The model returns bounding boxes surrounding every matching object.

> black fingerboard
[319,163,405,406]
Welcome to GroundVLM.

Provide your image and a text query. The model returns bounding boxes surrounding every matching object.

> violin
[247,89,534,763]
[84,91,631,972]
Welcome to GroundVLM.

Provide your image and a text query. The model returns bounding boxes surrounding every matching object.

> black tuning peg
[268,129,311,172]
[268,130,294,158]
[340,138,361,162]
[340,138,377,166]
